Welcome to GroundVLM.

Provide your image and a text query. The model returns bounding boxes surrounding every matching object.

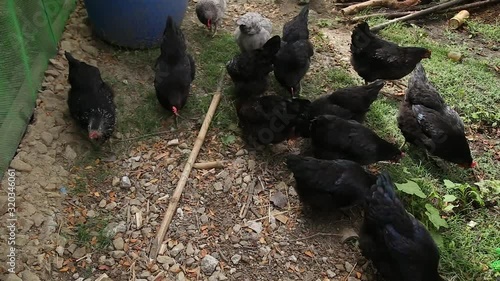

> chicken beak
[290,87,294,97]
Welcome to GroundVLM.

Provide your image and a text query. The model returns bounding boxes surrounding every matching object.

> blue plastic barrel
[82,0,188,49]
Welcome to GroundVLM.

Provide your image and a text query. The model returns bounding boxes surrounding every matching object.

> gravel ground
[0,1,384,280]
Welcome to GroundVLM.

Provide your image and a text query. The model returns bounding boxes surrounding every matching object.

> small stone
[81,44,99,56]
[270,191,288,209]
[113,237,124,250]
[64,146,77,160]
[200,214,209,223]
[121,176,131,188]
[99,199,107,208]
[169,263,181,273]
[9,158,32,172]
[201,255,218,275]
[111,251,126,259]
[233,224,241,233]
[177,272,186,281]
[170,243,185,257]
[247,160,256,171]
[345,261,354,272]
[243,175,251,183]
[230,254,241,265]
[157,256,175,265]
[87,210,96,218]
[186,243,195,256]
[72,247,86,259]
[4,273,23,281]
[60,40,73,51]
[48,58,64,70]
[56,246,64,256]
[288,255,297,262]
[327,270,336,278]
[235,149,245,156]
[179,143,188,149]
[21,270,41,281]
[214,182,223,191]
[45,69,60,77]
[246,221,262,233]
[167,139,179,146]
[105,202,117,210]
[41,132,54,146]
[185,257,195,266]
[67,244,77,254]
[112,177,120,187]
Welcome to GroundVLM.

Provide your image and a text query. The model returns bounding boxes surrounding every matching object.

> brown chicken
[397,63,475,168]
[350,22,431,83]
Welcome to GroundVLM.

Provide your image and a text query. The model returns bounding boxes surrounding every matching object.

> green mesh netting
[0,0,75,179]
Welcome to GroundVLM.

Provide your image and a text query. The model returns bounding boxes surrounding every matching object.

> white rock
[201,255,218,275]
[121,176,131,188]
[230,254,241,265]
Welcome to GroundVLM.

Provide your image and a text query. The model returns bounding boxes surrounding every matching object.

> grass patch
[365,21,500,125]
[184,31,240,130]
[357,20,500,280]
[467,20,500,43]
[75,216,112,250]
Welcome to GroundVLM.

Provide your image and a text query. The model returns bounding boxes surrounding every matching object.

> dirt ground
[0,0,498,281]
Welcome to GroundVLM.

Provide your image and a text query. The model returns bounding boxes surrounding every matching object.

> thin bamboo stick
[149,69,226,259]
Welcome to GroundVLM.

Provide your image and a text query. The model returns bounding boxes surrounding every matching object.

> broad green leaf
[222,135,236,145]
[395,180,426,198]
[443,179,456,189]
[443,204,457,212]
[443,194,457,203]
[425,204,448,230]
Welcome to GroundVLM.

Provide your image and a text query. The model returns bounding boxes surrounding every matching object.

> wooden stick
[149,69,226,260]
[351,11,412,21]
[341,0,420,16]
[447,0,500,12]
[193,161,224,169]
[370,0,468,32]
[350,0,498,22]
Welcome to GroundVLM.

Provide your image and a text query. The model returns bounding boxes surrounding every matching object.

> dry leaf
[304,250,314,258]
[59,266,69,272]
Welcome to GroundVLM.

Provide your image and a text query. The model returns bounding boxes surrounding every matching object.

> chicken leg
[212,23,218,37]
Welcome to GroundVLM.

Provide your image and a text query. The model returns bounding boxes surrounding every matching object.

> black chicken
[397,63,475,168]
[286,154,376,211]
[359,172,444,281]
[308,115,403,165]
[236,95,311,146]
[65,52,116,143]
[308,80,385,123]
[274,5,313,97]
[282,5,309,43]
[154,16,195,118]
[226,35,281,98]
[350,22,431,83]
[274,40,314,97]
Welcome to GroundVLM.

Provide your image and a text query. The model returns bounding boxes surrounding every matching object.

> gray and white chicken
[234,12,272,52]
[195,0,227,36]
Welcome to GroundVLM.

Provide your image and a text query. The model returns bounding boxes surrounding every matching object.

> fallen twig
[239,179,256,218]
[289,232,342,243]
[149,69,226,260]
[343,262,358,281]
[350,0,499,22]
[341,0,420,15]
[193,161,224,169]
[370,0,469,32]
